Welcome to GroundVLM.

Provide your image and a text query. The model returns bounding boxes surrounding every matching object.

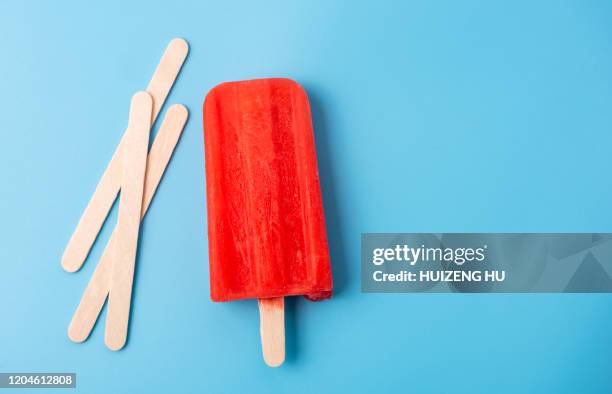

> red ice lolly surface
[203,78,333,302]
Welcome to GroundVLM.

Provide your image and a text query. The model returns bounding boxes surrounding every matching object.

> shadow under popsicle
[306,84,350,296]
[282,83,349,365]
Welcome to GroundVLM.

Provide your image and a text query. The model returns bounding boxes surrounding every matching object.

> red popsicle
[203,78,333,366]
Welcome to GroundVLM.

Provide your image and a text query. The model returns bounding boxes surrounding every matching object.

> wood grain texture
[258,297,285,367]
[67,104,188,343]
[104,91,151,351]
[61,38,189,273]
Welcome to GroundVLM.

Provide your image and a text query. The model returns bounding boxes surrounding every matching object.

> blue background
[1,1,612,393]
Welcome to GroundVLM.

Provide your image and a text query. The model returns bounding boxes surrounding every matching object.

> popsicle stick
[103,91,152,351]
[146,38,189,121]
[61,38,189,273]
[258,297,285,367]
[67,104,188,343]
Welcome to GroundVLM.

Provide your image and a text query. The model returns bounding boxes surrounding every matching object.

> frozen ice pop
[203,78,333,366]
[203,78,333,301]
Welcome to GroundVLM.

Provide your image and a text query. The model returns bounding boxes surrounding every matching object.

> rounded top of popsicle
[203,78,309,114]
[205,78,306,97]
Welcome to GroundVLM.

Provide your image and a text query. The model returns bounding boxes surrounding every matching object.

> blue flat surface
[2,1,612,393]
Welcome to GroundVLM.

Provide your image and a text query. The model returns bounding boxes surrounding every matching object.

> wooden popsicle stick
[146,38,189,122]
[67,104,188,343]
[61,38,189,273]
[104,91,152,351]
[258,297,285,367]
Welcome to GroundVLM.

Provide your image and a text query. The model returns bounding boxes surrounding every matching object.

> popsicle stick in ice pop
[258,297,285,367]
[203,78,333,367]
[68,104,188,343]
[61,38,188,273]
[104,91,151,351]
